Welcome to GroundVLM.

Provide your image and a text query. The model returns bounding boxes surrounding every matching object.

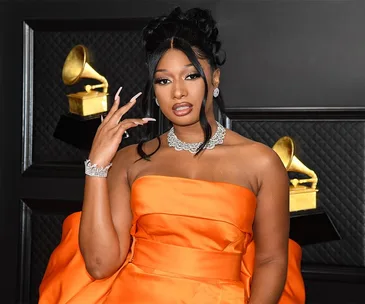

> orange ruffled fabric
[39,175,305,303]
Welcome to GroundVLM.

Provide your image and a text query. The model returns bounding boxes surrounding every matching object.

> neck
[172,113,218,143]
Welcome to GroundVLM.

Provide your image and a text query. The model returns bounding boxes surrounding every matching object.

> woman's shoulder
[225,129,284,170]
[111,144,140,172]
[113,136,163,164]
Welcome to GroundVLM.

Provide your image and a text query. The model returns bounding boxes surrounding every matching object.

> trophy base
[289,186,318,212]
[53,113,104,150]
[290,208,341,246]
[67,91,109,116]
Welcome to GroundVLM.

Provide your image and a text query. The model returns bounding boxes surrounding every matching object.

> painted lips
[172,102,193,116]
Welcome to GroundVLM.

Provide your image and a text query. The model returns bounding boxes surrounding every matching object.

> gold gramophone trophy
[272,136,318,212]
[62,44,109,117]
[273,137,341,247]
[54,45,110,150]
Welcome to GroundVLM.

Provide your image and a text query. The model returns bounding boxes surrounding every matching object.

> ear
[212,68,221,87]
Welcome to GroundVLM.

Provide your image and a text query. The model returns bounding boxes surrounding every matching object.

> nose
[172,79,187,99]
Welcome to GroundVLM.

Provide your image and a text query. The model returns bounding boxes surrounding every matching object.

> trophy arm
[85,76,109,93]
[290,169,318,189]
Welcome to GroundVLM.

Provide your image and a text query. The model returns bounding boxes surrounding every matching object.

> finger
[141,117,156,122]
[115,118,150,126]
[114,86,123,101]
[109,86,123,114]
[111,92,142,125]
[118,121,140,132]
[103,86,123,124]
[110,119,143,134]
[114,121,140,139]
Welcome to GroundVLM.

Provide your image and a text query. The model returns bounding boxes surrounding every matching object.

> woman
[39,7,305,303]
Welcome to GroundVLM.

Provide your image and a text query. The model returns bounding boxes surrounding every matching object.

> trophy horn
[61,45,109,117]
[62,44,108,93]
[273,136,318,189]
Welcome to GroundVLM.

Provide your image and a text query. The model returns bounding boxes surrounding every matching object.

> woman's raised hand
[88,87,155,167]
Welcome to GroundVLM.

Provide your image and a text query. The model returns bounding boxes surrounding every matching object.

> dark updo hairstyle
[137,7,226,160]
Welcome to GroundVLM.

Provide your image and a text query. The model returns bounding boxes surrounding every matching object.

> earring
[213,87,220,98]
[155,98,160,107]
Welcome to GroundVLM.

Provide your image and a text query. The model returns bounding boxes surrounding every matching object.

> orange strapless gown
[39,175,305,303]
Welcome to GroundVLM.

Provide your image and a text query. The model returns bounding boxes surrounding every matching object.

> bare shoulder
[226,129,285,172]
[138,135,164,154]
[109,144,139,176]
[114,144,138,163]
[111,136,162,170]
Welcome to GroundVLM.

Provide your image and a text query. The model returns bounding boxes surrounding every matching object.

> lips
[172,102,193,117]
[172,102,193,111]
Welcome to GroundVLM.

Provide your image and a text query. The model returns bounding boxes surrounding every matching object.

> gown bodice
[131,175,256,255]
[39,175,305,304]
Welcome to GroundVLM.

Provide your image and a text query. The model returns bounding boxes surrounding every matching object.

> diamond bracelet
[84,159,112,178]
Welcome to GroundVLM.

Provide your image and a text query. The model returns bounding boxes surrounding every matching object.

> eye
[154,78,171,85]
[186,73,201,80]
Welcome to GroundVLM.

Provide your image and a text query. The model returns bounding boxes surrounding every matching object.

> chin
[168,115,201,127]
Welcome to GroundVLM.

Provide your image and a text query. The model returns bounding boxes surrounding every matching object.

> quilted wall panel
[231,119,365,266]
[33,29,148,164]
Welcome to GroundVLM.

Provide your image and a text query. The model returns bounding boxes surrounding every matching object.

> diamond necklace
[167,121,226,154]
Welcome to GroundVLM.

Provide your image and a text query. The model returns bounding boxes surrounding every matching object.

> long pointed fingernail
[114,86,123,101]
[130,92,142,103]
[142,117,156,122]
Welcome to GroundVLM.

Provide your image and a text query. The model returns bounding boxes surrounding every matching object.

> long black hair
[137,7,226,160]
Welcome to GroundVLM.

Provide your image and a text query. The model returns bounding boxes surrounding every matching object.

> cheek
[190,80,205,97]
[154,85,167,101]
[154,86,172,114]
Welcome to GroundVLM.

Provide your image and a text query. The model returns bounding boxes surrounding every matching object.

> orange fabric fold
[133,238,242,280]
[39,175,305,303]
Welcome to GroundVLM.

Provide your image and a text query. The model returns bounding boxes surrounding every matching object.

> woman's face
[153,48,220,126]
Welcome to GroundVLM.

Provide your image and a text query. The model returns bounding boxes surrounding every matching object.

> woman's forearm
[248,260,287,304]
[79,176,127,279]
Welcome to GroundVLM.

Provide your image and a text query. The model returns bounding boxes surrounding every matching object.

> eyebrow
[155,64,194,73]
